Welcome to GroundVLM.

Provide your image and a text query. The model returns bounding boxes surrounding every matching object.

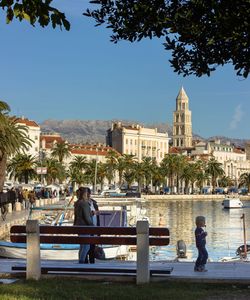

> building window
[35,135,38,140]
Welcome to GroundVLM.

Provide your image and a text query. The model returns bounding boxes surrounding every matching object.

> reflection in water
[141,199,250,261]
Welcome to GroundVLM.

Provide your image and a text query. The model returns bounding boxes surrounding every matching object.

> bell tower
[173,87,192,148]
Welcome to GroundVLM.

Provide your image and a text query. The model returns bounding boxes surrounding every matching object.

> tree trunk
[0,153,7,191]
[25,172,29,184]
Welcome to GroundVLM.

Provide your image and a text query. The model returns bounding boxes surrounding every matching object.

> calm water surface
[2,198,249,262]
[141,199,250,261]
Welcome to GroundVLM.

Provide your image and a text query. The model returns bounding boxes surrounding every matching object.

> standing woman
[74,187,93,264]
[85,188,100,264]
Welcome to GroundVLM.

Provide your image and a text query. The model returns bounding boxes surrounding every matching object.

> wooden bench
[10,220,172,284]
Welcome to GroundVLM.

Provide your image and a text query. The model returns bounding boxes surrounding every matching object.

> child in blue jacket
[194,216,208,272]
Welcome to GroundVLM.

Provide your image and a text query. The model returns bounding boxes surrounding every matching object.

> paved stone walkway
[1,259,250,283]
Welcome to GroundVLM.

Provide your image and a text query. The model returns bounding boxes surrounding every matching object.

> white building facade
[16,117,41,157]
[191,139,249,184]
[107,122,170,164]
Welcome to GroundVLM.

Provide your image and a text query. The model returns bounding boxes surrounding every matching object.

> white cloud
[229,104,243,129]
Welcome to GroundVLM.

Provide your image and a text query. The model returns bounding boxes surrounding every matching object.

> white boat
[0,209,129,260]
[0,241,128,260]
[222,196,243,209]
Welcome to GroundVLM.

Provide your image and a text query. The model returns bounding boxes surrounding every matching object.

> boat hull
[0,241,128,260]
[222,198,243,209]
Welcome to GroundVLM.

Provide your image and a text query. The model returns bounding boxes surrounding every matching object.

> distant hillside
[40,119,248,147]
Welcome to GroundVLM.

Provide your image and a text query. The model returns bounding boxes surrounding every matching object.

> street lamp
[94,148,98,194]
[38,150,46,185]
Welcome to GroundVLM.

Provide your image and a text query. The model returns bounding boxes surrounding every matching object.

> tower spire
[172,87,192,148]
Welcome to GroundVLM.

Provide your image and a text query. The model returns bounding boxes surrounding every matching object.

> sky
[0,1,249,140]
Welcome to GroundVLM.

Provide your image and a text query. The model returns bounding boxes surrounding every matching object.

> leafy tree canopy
[2,1,250,78]
[85,0,250,78]
[0,0,70,30]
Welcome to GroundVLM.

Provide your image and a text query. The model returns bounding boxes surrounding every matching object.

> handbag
[94,245,105,260]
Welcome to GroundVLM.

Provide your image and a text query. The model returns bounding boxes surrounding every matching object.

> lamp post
[94,148,98,194]
[39,150,46,185]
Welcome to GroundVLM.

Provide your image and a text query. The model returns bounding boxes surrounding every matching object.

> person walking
[194,216,208,272]
[73,187,93,264]
[0,191,8,221]
[84,188,100,264]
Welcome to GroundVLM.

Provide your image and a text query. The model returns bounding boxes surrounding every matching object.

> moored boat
[0,240,128,260]
[0,209,129,260]
[222,196,243,209]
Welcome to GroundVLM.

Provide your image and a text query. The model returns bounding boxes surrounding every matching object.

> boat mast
[241,213,247,258]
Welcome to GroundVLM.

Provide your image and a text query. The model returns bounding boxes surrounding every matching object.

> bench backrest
[10,225,170,246]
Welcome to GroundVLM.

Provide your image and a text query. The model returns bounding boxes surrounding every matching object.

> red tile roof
[70,149,109,156]
[40,135,64,149]
[16,118,40,127]
[233,148,245,154]
[169,147,181,154]
[69,144,120,156]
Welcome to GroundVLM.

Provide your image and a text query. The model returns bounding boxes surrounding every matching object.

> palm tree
[67,166,86,190]
[7,153,37,184]
[96,162,106,191]
[180,163,197,194]
[151,164,164,193]
[160,154,181,194]
[122,154,137,189]
[239,173,250,192]
[175,155,188,193]
[134,161,145,193]
[0,102,32,190]
[84,159,98,188]
[69,156,88,172]
[123,169,136,190]
[105,149,119,185]
[205,158,225,192]
[68,156,88,190]
[51,141,71,164]
[116,156,126,187]
[218,175,234,188]
[44,158,64,184]
[141,157,154,190]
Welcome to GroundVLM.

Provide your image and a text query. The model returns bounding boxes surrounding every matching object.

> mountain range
[40,119,248,148]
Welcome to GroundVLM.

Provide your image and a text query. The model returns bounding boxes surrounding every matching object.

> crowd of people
[0,185,71,221]
[0,187,33,220]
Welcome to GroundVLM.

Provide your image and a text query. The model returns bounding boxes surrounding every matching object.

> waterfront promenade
[0,197,63,239]
[0,259,250,284]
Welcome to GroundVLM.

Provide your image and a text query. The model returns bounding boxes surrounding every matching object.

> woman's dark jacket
[73,199,93,226]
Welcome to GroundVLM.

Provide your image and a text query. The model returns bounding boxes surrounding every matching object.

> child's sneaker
[194,266,200,272]
[200,265,208,272]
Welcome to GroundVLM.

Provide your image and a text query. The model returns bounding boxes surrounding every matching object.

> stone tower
[173,87,192,148]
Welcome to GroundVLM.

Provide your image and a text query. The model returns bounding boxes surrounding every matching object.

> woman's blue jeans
[195,245,208,268]
[78,235,90,263]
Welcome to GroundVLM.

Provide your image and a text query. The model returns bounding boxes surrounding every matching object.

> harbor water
[1,198,250,262]
[142,199,250,262]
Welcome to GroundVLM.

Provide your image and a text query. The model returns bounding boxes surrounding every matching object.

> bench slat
[10,225,169,236]
[11,235,169,246]
[12,265,173,276]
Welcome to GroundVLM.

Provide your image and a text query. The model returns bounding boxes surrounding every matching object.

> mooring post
[136,220,150,284]
[26,220,41,280]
